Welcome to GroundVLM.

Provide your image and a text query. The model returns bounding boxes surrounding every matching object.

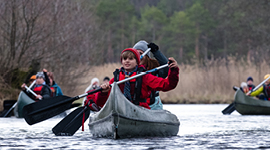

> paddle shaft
[3,102,17,117]
[27,80,36,92]
[3,81,37,117]
[78,63,169,99]
[25,85,42,100]
[247,75,270,95]
[140,48,151,59]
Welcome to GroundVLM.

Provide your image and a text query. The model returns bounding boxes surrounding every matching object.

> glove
[85,99,100,111]
[148,43,159,52]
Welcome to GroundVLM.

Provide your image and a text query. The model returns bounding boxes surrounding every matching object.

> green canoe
[234,89,270,115]
[14,91,35,118]
[88,82,180,139]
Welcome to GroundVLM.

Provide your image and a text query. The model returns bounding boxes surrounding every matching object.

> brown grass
[1,57,270,108]
[77,57,270,104]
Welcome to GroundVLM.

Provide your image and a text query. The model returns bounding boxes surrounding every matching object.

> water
[1,104,270,149]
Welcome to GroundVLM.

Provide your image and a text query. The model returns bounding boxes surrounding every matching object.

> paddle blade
[52,107,90,136]
[222,103,235,115]
[23,95,74,125]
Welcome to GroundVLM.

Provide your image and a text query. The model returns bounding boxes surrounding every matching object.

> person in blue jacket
[43,69,63,97]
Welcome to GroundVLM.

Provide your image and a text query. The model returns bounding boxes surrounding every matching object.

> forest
[1,0,270,105]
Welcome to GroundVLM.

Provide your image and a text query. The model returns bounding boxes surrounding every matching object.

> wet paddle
[222,75,270,115]
[52,62,172,136]
[52,106,90,136]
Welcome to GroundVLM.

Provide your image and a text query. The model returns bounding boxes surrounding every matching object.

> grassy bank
[77,58,270,104]
[1,58,270,111]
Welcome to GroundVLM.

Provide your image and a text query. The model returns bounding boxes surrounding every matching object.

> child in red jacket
[96,48,179,109]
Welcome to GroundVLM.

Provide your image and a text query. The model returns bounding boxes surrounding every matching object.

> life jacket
[248,84,255,91]
[263,84,270,100]
[33,86,43,96]
[33,84,51,100]
[50,87,56,97]
[113,67,146,105]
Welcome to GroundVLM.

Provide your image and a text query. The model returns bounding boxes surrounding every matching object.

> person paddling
[246,76,255,91]
[83,78,100,111]
[43,69,63,97]
[95,48,179,109]
[21,72,51,100]
[133,40,169,110]
[247,74,270,101]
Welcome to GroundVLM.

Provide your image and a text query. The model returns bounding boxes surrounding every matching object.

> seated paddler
[95,48,179,109]
[21,72,51,101]
[247,74,270,101]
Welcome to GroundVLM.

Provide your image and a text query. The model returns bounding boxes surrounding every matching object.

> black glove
[148,43,159,52]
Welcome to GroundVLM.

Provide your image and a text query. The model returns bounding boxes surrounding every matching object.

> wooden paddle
[222,75,270,115]
[51,62,173,136]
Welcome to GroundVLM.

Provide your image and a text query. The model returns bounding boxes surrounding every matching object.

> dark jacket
[24,84,51,100]
[152,50,169,79]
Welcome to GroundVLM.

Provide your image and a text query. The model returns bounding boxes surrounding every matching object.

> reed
[78,57,270,104]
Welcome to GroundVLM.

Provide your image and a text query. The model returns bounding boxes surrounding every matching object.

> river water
[0,104,270,149]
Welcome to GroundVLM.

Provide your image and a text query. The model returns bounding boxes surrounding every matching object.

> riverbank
[1,58,270,111]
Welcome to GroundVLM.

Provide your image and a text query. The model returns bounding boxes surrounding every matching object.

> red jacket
[96,65,179,109]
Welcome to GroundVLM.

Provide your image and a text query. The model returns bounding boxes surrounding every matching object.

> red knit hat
[120,48,140,65]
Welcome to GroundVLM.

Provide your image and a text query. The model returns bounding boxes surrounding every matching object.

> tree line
[0,0,270,95]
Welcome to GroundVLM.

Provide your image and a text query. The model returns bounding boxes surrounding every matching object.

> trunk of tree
[179,46,183,60]
[107,28,113,63]
[195,24,200,59]
[223,31,227,59]
[203,35,208,61]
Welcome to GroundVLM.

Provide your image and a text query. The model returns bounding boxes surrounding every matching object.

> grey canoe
[14,91,35,118]
[88,82,180,139]
[234,89,270,115]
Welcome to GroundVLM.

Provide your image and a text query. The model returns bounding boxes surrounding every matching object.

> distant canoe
[88,82,180,139]
[234,89,270,115]
[14,91,35,118]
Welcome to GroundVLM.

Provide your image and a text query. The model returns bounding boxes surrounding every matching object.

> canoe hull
[88,83,180,139]
[14,91,35,118]
[234,89,270,115]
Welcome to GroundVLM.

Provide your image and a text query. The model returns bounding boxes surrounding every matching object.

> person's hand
[21,83,26,90]
[43,68,47,72]
[147,42,159,52]
[100,82,111,93]
[36,95,42,99]
[168,57,178,69]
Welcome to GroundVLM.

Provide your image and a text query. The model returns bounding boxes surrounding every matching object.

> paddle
[52,62,172,136]
[222,75,270,115]
[2,80,37,117]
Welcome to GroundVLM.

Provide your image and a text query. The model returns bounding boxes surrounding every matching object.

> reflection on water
[0,104,270,149]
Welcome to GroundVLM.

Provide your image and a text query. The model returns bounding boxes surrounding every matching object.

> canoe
[14,91,68,118]
[14,91,35,118]
[234,89,270,115]
[88,82,180,139]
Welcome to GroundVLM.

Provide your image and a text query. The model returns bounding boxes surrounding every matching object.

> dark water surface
[1,104,270,149]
